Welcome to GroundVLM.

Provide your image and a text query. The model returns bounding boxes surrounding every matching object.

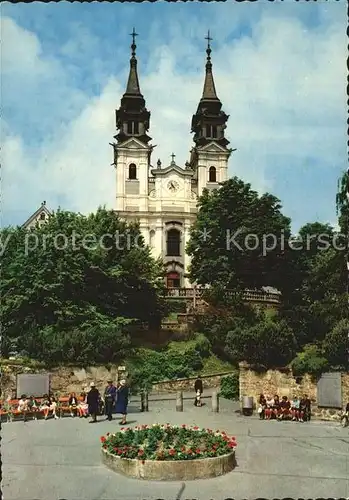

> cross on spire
[171,153,176,163]
[205,30,212,61]
[130,27,138,56]
[205,30,213,48]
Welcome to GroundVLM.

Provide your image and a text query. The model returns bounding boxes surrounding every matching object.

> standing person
[104,379,117,421]
[116,380,129,426]
[194,376,203,396]
[87,382,100,423]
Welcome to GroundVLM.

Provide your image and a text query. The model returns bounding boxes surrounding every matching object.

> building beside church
[22,201,52,230]
[112,31,233,288]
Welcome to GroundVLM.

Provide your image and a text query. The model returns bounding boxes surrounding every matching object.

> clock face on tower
[167,180,180,193]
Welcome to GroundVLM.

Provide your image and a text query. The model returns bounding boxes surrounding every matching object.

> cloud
[1,4,346,231]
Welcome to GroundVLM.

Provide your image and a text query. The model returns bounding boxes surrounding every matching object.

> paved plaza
[2,396,349,500]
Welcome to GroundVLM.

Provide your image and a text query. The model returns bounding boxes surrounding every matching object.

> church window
[209,166,217,182]
[206,125,217,138]
[149,230,155,248]
[128,163,137,180]
[166,229,181,256]
[127,121,139,135]
[39,213,46,220]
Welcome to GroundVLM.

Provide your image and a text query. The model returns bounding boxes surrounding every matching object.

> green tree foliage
[280,222,347,346]
[290,344,329,377]
[186,177,291,292]
[336,169,348,235]
[323,319,349,369]
[128,335,211,391]
[1,207,166,361]
[225,316,297,368]
[220,373,239,400]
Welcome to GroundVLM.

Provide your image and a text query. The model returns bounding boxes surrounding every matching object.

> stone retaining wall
[151,371,236,393]
[1,362,123,397]
[239,362,349,421]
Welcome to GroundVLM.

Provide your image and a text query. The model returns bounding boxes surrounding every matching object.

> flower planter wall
[101,448,235,481]
[100,424,237,481]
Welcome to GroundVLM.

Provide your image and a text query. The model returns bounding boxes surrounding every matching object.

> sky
[1,0,347,232]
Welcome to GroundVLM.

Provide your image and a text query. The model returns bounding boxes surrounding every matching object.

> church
[23,30,236,292]
[112,30,233,289]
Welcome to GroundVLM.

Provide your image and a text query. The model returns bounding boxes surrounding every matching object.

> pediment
[151,165,193,178]
[118,137,149,150]
[199,141,227,153]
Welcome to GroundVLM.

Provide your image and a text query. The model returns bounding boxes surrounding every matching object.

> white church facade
[111,30,233,288]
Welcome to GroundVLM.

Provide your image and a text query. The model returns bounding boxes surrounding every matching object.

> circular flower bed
[100,424,237,461]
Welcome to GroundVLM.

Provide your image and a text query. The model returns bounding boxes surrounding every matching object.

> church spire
[190,31,229,149]
[201,30,219,101]
[114,29,151,145]
[125,28,141,95]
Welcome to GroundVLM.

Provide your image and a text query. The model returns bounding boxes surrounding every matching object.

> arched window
[166,229,181,256]
[128,163,137,180]
[209,166,217,183]
[149,230,155,248]
[39,213,46,220]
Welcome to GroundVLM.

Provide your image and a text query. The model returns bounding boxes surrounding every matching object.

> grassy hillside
[126,333,237,391]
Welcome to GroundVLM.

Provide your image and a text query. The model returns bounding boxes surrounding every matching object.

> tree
[225,316,297,368]
[323,319,349,369]
[336,169,348,235]
[1,207,166,361]
[279,222,347,346]
[187,177,291,292]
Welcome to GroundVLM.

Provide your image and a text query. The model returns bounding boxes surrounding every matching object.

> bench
[57,396,84,418]
[1,399,45,422]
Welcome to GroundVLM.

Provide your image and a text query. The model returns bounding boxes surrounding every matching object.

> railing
[164,288,281,304]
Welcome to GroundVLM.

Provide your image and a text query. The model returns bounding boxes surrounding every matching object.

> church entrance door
[167,272,181,288]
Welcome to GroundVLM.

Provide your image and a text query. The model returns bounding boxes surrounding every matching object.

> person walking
[115,379,129,426]
[104,379,117,421]
[87,382,100,423]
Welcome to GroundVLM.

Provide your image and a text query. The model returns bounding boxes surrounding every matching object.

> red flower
[231,436,236,440]
[195,448,201,454]
[100,436,106,443]
[169,449,176,456]
[181,424,186,428]
[138,450,144,456]
[193,426,199,430]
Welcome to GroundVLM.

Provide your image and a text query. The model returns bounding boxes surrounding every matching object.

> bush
[220,373,239,400]
[323,319,349,369]
[290,344,329,377]
[128,335,212,392]
[165,299,187,314]
[20,321,132,365]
